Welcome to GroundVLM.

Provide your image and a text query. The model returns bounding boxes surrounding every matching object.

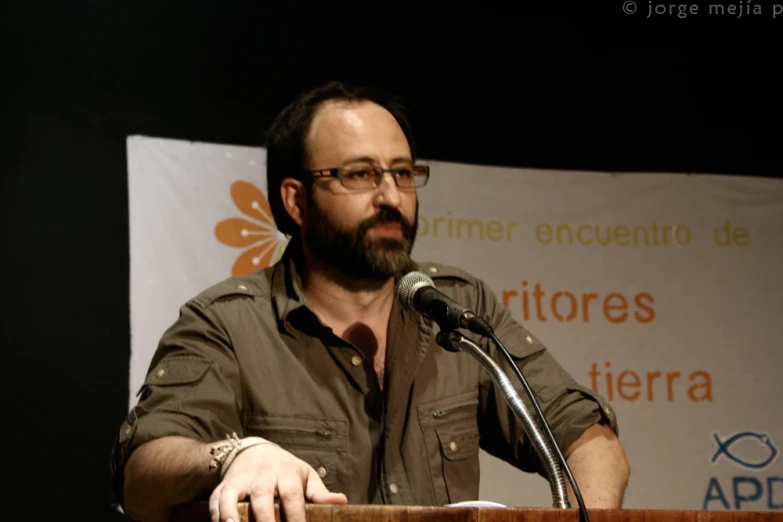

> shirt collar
[271,242,316,335]
[271,242,424,336]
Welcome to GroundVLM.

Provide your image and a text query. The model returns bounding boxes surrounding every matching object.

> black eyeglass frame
[305,164,430,190]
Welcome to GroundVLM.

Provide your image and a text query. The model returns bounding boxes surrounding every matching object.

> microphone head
[396,271,435,312]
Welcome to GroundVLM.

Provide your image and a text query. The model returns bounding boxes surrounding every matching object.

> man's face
[300,101,419,280]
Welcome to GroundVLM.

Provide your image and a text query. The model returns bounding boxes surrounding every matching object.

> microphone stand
[436,330,570,510]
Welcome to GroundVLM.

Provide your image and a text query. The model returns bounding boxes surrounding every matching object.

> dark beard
[303,194,418,280]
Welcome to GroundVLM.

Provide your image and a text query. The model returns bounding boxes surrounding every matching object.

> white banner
[128,135,783,511]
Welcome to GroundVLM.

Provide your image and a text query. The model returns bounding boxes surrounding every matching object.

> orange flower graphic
[215,181,288,276]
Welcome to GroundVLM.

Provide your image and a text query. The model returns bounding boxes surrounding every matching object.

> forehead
[306,100,411,167]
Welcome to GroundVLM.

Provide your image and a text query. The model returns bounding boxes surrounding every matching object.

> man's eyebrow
[342,155,413,165]
[389,156,414,164]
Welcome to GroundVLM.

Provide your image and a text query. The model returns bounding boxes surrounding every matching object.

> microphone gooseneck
[436,331,571,510]
[399,271,590,522]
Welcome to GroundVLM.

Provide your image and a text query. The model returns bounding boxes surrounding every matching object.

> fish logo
[711,432,779,470]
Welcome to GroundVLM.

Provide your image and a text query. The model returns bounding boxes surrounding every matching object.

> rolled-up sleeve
[474,279,618,477]
[110,298,244,503]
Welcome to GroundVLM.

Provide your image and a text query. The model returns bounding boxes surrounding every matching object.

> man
[111,81,629,522]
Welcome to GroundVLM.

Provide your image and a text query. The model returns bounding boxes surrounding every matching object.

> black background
[2,1,781,520]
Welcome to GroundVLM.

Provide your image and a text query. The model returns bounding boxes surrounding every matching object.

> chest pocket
[418,391,481,505]
[244,415,348,491]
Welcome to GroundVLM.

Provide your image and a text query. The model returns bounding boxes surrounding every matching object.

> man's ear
[280,178,305,227]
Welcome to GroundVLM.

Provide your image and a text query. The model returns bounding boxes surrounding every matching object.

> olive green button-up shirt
[111,253,617,507]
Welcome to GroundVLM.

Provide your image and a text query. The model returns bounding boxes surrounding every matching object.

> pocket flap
[436,424,480,461]
[499,324,547,360]
[144,357,212,386]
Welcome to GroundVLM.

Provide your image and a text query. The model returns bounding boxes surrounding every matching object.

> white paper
[445,501,507,508]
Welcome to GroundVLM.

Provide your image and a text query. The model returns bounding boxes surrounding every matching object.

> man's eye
[394,168,414,178]
[346,169,372,179]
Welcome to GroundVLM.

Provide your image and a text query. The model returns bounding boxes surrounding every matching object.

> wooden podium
[171,503,783,521]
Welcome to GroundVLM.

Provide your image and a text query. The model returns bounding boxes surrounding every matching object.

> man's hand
[208,443,348,522]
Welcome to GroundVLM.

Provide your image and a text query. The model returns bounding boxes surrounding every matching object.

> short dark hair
[265,81,417,237]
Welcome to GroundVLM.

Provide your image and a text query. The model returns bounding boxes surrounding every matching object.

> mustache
[369,207,403,225]
[358,207,413,235]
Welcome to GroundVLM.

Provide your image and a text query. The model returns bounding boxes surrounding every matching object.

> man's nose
[374,172,402,207]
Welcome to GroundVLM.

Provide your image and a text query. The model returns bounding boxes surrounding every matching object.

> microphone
[398,271,589,520]
[395,271,494,337]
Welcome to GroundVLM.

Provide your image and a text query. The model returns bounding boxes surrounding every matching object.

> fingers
[313,491,349,505]
[211,474,277,522]
[210,480,247,522]
[304,467,348,505]
[246,477,278,522]
[208,483,223,522]
[209,445,347,522]
[276,473,307,522]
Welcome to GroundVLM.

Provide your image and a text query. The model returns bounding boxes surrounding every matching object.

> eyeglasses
[307,164,430,190]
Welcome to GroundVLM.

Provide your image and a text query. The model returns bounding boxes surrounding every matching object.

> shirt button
[389,483,400,494]
[317,466,327,478]
[237,285,248,291]
[525,335,533,344]
[449,441,458,452]
[155,368,165,378]
[351,355,362,366]
[428,266,438,274]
